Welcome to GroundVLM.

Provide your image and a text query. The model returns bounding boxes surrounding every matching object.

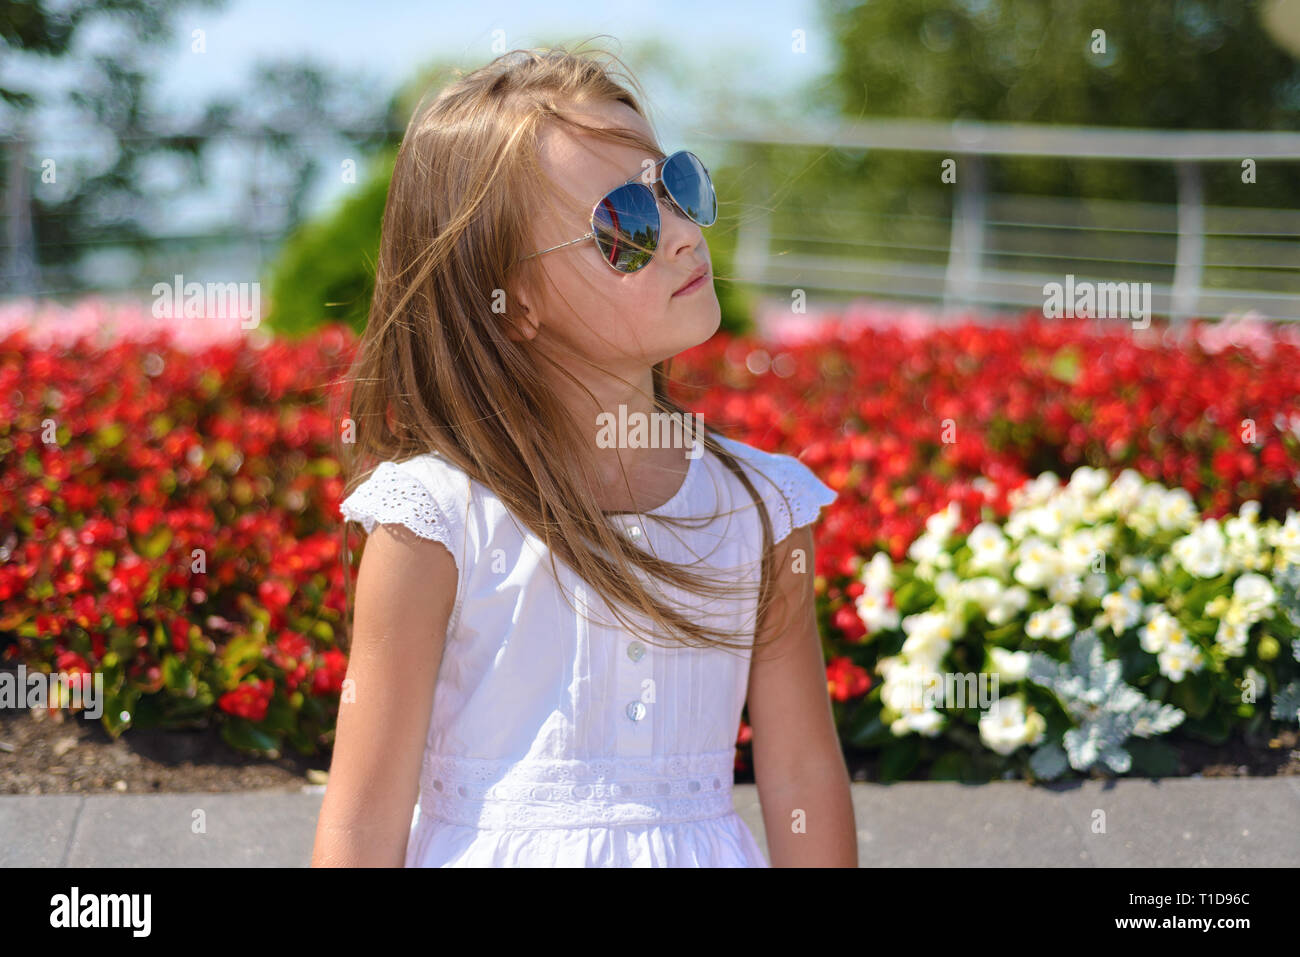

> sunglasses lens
[592,183,659,273]
[662,152,717,227]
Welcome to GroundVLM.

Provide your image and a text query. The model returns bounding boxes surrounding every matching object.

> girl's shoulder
[337,450,472,571]
[706,433,838,543]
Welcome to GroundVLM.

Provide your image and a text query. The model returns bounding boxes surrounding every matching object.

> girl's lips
[672,271,709,297]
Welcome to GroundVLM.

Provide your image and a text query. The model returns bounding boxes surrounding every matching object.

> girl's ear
[504,300,539,341]
[506,315,538,341]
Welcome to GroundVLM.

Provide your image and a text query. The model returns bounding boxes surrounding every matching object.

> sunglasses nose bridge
[649,182,685,222]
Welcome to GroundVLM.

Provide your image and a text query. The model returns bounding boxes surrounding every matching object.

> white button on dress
[338,433,837,867]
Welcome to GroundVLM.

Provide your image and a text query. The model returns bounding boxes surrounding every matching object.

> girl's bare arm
[311,523,457,867]
[746,523,858,867]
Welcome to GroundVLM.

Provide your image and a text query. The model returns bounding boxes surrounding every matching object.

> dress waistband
[418,750,737,830]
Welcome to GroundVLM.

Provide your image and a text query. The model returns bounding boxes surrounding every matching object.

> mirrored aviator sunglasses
[520,150,718,274]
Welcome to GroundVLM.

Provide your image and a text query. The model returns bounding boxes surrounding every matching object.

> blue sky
[151,0,830,103]
[146,0,836,149]
[4,0,838,287]
[31,0,837,215]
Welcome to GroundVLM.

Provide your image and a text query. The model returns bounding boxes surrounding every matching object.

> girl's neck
[591,442,692,514]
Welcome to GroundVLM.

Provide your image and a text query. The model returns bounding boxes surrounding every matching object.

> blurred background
[3,0,1298,336]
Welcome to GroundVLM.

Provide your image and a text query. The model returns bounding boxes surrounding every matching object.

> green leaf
[138,526,173,560]
[1169,670,1215,719]
[161,654,196,696]
[286,727,320,755]
[129,694,165,729]
[983,621,1026,644]
[893,579,934,615]
[96,422,127,448]
[109,630,138,658]
[222,633,265,673]
[150,414,174,439]
[160,695,213,719]
[1182,710,1231,744]
[848,712,893,749]
[261,696,298,734]
[101,688,139,737]
[1120,646,1155,682]
[879,736,922,782]
[1049,345,1082,384]
[1126,738,1180,777]
[928,751,972,781]
[220,718,280,756]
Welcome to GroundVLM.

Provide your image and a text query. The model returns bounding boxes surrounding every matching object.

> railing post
[1171,161,1204,324]
[734,146,771,287]
[4,133,40,296]
[943,154,986,318]
[734,206,771,285]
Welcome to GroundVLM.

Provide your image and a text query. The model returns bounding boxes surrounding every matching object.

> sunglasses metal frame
[517,150,717,273]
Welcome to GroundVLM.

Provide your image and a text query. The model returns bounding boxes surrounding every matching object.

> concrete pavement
[3,778,1297,867]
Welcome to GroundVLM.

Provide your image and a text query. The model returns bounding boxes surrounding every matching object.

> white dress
[338,433,837,867]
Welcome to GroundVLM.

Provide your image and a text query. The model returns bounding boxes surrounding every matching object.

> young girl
[311,45,857,868]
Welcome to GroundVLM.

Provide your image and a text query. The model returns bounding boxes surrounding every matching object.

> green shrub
[264,149,395,338]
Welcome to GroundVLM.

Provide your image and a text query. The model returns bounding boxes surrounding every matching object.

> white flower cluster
[1203,573,1279,658]
[855,465,1300,755]
[1137,607,1204,681]
[978,693,1046,756]
[1172,500,1300,577]
[857,550,960,737]
[854,552,899,634]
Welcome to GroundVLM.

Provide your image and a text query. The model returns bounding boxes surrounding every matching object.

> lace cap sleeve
[715,435,838,544]
[338,458,467,570]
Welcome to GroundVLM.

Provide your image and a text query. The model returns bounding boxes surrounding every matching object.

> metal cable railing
[709,119,1300,321]
[4,119,1299,319]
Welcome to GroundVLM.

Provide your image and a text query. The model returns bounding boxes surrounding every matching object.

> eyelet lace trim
[757,455,837,543]
[418,750,737,830]
[339,462,454,555]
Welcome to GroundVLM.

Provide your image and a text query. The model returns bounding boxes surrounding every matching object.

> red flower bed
[0,317,357,754]
[2,302,1297,764]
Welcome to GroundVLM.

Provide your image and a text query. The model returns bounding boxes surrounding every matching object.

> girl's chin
[632,301,722,362]
[672,306,723,352]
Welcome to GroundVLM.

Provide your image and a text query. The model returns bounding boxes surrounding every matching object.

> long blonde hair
[337,43,798,658]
